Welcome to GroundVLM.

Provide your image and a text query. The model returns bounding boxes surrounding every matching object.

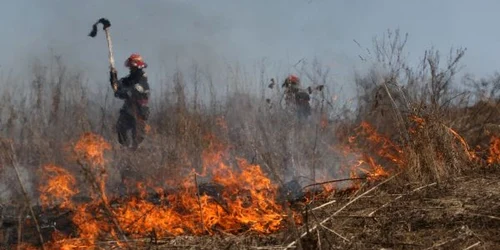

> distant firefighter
[282,74,312,119]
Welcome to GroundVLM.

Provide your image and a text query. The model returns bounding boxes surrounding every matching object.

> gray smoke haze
[1,0,500,99]
[0,165,35,203]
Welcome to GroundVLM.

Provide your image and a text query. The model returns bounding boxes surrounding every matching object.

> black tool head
[88,18,111,37]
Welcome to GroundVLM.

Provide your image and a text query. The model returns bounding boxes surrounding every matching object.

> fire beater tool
[88,18,118,92]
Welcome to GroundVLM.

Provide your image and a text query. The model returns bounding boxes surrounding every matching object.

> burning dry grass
[25,132,294,248]
[5,114,498,249]
[487,135,500,164]
[402,115,476,183]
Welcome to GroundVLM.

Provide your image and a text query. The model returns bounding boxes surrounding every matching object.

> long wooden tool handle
[104,28,117,92]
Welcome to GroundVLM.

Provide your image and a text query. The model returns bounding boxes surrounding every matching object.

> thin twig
[366,241,423,247]
[307,205,335,249]
[97,237,175,244]
[465,227,487,245]
[423,234,467,250]
[99,241,199,248]
[329,214,376,219]
[368,182,437,217]
[251,246,294,250]
[319,224,350,242]
[316,229,322,250]
[346,181,368,202]
[467,212,500,221]
[462,241,481,250]
[286,173,400,249]
[330,174,399,217]
[9,143,45,250]
[311,199,336,211]
[302,177,367,190]
[382,78,409,145]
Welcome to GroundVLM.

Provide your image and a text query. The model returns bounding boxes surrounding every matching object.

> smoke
[0,165,36,204]
[0,0,366,100]
[1,0,500,95]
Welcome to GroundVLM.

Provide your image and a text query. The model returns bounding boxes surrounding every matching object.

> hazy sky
[1,0,500,97]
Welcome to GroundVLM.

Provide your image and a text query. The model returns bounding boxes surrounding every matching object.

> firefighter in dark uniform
[110,53,150,150]
[282,74,311,119]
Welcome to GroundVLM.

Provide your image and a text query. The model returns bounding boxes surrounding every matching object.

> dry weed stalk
[286,173,400,249]
[4,141,45,249]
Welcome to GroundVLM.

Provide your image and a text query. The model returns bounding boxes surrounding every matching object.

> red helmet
[286,74,300,85]
[124,53,147,69]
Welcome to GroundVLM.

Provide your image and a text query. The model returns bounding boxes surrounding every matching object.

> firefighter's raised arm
[114,78,131,99]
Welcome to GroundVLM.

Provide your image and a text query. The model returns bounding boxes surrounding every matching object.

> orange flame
[409,115,426,134]
[112,148,284,237]
[39,164,77,209]
[73,132,111,166]
[446,126,478,161]
[487,136,500,164]
[320,121,402,193]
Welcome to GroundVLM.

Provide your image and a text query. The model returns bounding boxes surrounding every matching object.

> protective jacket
[114,69,150,120]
